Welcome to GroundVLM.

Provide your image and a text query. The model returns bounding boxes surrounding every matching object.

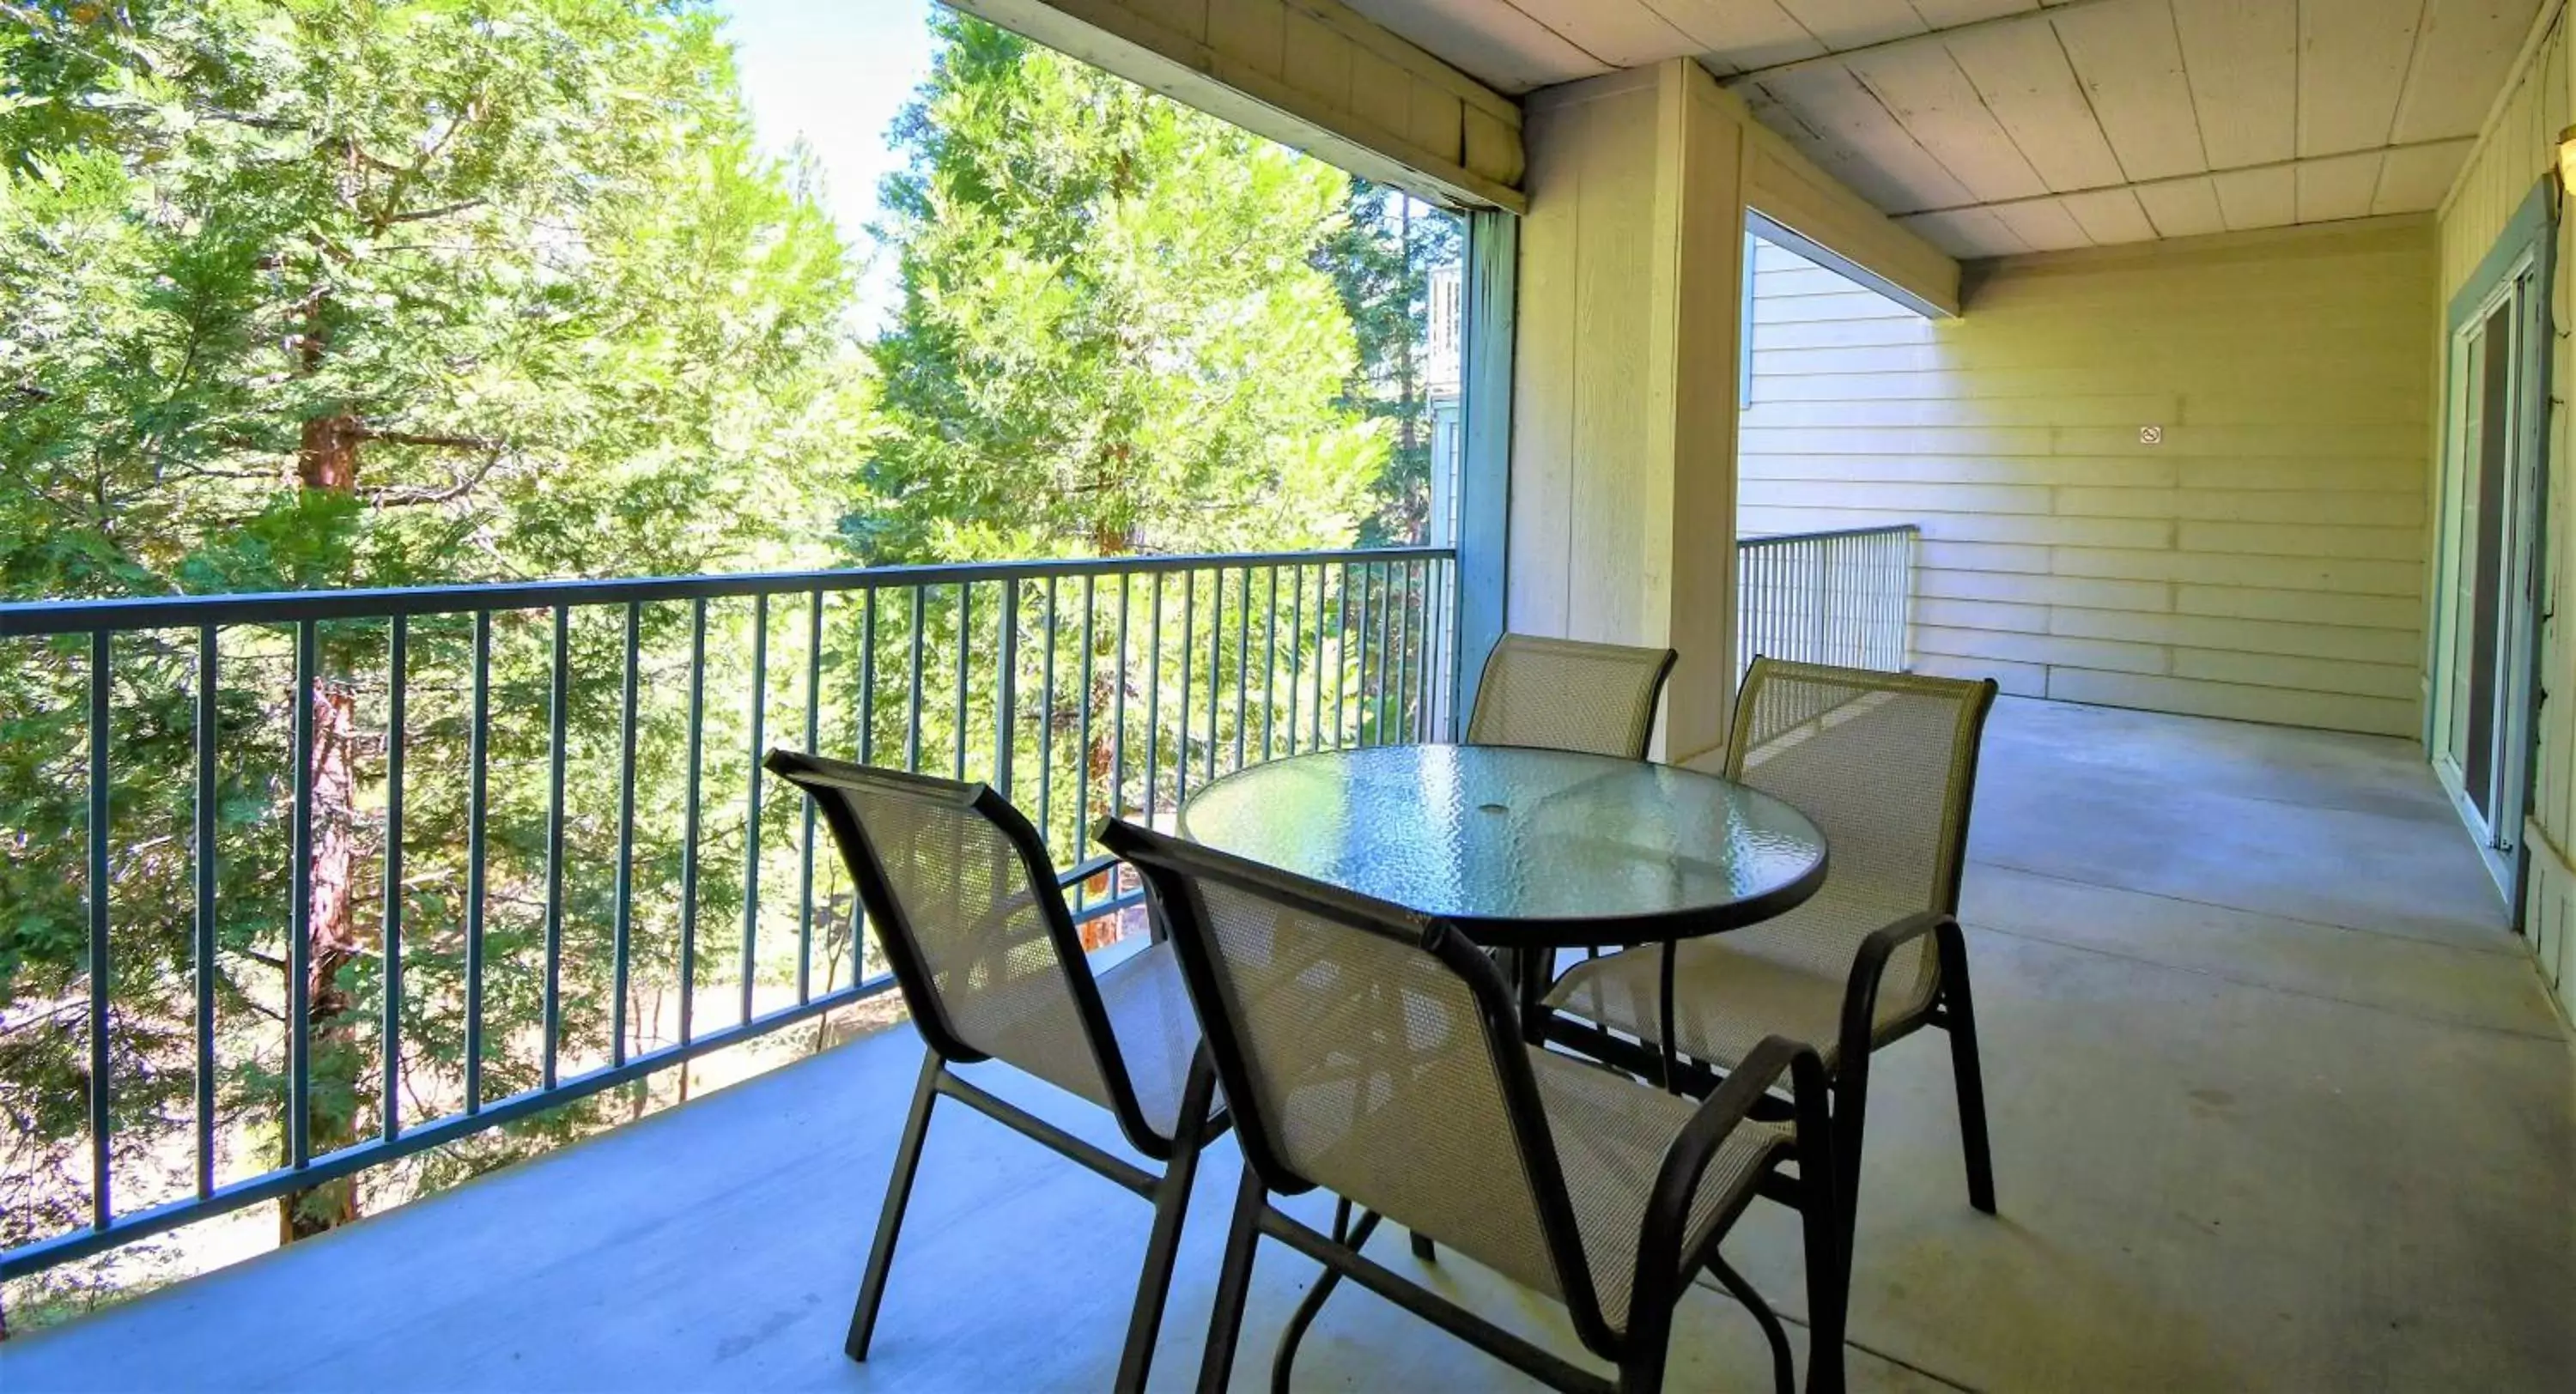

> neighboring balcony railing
[0,545,1455,1283]
[1737,524,1918,676]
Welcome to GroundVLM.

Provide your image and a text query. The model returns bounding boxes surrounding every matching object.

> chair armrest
[1839,910,1953,1078]
[1056,852,1117,892]
[1626,1035,1832,1337]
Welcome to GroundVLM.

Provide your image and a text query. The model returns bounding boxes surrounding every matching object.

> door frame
[2430,178,2556,906]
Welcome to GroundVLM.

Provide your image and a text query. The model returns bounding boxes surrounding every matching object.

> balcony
[3,657,2566,1390]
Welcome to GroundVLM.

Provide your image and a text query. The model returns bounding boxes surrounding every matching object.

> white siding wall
[1741,221,2438,738]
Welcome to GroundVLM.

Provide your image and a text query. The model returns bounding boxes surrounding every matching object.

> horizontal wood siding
[1741,221,2438,736]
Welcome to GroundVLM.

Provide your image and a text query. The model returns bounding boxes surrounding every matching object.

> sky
[717,0,941,333]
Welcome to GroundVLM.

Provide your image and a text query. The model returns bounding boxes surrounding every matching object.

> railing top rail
[0,544,1453,637]
[1737,524,1919,545]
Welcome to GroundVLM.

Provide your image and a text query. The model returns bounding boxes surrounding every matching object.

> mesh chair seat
[1545,891,1933,1075]
[1092,941,1208,1138]
[1532,1049,1789,1336]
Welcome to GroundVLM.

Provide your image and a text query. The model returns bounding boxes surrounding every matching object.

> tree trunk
[280,410,366,1242]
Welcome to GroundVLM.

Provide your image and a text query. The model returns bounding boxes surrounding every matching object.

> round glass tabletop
[1176,744,1828,949]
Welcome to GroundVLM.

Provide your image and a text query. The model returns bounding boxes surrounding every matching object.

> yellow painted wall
[2434,6,2576,1021]
[1741,220,2437,739]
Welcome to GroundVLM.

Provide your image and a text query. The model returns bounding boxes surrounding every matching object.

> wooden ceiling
[1337,0,2545,255]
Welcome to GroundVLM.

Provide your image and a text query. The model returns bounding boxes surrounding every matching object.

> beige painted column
[1510,59,1955,762]
[1507,61,1750,764]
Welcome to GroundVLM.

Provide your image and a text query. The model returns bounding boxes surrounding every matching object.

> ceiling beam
[1717,0,2138,87]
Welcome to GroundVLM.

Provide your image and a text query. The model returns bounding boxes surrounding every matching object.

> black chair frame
[769,750,1228,1394]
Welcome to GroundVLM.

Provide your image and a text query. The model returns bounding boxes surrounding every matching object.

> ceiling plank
[1497,0,1697,69]
[1899,205,2038,257]
[2297,0,2421,157]
[2134,173,2227,236]
[2294,149,2385,221]
[2372,136,2476,211]
[2059,184,2159,243]
[2052,0,2208,182]
[1751,61,1982,209]
[1778,0,1932,50]
[2391,0,2547,143]
[2170,0,2297,169]
[1943,16,2126,190]
[1647,0,1826,71]
[1848,44,2051,201]
[1334,0,1610,94]
[2210,162,2296,229]
[1990,194,2096,249]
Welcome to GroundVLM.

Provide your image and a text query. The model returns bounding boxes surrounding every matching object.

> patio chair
[766,750,1224,1394]
[1541,658,2001,1254]
[1466,633,1680,760]
[1098,816,1847,1394]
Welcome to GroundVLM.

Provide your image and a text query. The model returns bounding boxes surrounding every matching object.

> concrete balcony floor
[7,698,2573,1391]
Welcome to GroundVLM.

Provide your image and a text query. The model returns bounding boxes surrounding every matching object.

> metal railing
[1737,524,1917,675]
[0,545,1455,1281]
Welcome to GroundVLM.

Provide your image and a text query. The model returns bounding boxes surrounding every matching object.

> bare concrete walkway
[5,698,2571,1391]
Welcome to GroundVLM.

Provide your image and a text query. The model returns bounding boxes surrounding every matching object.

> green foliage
[0,0,867,1276]
[859,12,1383,563]
[0,0,1456,1318]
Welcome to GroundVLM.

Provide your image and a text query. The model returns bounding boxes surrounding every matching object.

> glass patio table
[1175,743,1829,1078]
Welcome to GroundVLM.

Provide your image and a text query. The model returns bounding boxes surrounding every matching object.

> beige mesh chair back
[1101,815,1849,1394]
[1722,659,1992,1022]
[1544,657,2001,1254]
[1466,633,1680,760]
[767,750,1221,1393]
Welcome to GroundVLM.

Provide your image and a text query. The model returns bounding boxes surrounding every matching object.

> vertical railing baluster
[381,618,406,1140]
[860,588,878,766]
[193,625,217,1198]
[1381,559,1401,742]
[1410,562,1427,739]
[1233,566,1250,773]
[1348,563,1367,747]
[1113,576,1130,825]
[1285,567,1303,756]
[952,583,970,780]
[1340,559,1360,742]
[613,603,639,1066]
[678,599,706,1048]
[465,611,489,1110]
[743,594,769,1026]
[1145,573,1163,829]
[906,586,926,773]
[1077,576,1097,891]
[854,587,878,982]
[1177,569,1195,809]
[1262,567,1279,761]
[1315,565,1333,752]
[1039,578,1058,845]
[542,604,568,1089]
[799,591,823,1003]
[996,579,1018,796]
[1391,561,1411,742]
[87,629,112,1226]
[288,619,313,1167]
[1206,567,1223,785]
